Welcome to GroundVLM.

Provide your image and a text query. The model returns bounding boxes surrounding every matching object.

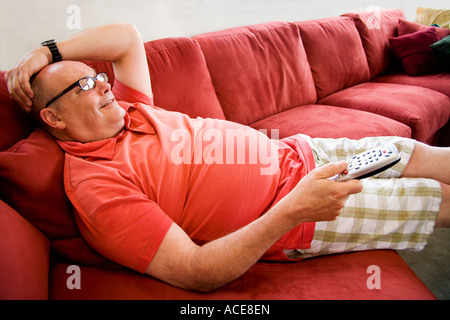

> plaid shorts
[296,135,442,258]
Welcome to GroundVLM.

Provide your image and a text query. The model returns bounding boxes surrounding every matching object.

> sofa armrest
[0,199,50,299]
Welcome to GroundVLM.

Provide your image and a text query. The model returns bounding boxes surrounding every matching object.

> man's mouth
[100,99,115,109]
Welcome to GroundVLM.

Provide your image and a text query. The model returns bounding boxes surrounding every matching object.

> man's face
[38,61,126,142]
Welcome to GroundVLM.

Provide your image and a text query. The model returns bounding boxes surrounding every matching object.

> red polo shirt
[58,81,316,273]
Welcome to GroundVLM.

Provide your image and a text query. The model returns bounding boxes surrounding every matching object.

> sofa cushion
[296,17,370,100]
[390,27,441,76]
[0,129,118,268]
[0,200,49,300]
[0,72,34,151]
[342,9,406,78]
[144,37,225,119]
[318,82,450,143]
[398,18,450,39]
[49,250,436,300]
[250,104,411,140]
[372,72,450,98]
[194,21,317,125]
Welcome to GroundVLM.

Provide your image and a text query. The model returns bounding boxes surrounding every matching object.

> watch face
[41,39,55,46]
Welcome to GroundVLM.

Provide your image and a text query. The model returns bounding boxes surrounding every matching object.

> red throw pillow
[0,128,118,268]
[390,27,441,76]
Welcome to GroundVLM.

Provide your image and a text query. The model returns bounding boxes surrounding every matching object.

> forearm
[56,23,143,63]
[150,202,297,292]
[6,23,150,110]
[186,204,296,291]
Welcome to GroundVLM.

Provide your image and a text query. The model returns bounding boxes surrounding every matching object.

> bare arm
[6,23,151,111]
[146,161,363,292]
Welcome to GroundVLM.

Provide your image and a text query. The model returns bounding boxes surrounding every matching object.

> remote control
[329,144,401,182]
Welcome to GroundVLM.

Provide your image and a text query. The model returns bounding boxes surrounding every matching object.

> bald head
[32,61,94,112]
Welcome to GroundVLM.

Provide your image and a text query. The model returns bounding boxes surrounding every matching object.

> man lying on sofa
[6,23,450,292]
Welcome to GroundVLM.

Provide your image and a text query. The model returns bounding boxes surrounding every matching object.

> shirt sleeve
[64,158,173,273]
[112,79,154,106]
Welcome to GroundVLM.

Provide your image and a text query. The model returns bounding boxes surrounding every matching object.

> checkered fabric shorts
[296,135,442,258]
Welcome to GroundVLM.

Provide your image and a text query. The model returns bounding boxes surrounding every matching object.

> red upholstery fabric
[398,18,450,39]
[0,72,34,151]
[250,104,411,139]
[373,72,450,98]
[86,38,225,120]
[342,10,406,78]
[144,37,225,119]
[319,82,450,143]
[0,200,50,300]
[389,27,441,76]
[49,250,435,300]
[296,17,370,100]
[194,22,317,125]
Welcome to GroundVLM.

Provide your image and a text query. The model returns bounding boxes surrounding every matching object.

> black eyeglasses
[45,72,109,108]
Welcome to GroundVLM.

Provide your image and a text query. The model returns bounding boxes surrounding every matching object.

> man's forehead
[41,62,95,81]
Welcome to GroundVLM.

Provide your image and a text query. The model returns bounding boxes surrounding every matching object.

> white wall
[0,0,448,70]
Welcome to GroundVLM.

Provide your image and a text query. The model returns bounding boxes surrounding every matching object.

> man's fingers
[18,70,34,99]
[313,161,348,179]
[310,161,364,196]
[342,179,364,195]
[5,69,33,112]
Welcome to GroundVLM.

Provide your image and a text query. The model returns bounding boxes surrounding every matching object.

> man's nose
[96,79,111,94]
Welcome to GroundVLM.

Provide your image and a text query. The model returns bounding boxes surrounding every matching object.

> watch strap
[41,39,62,63]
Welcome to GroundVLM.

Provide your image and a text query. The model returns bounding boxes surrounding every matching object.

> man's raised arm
[6,23,151,111]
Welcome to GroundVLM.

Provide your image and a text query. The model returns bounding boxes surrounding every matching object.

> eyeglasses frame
[45,72,108,108]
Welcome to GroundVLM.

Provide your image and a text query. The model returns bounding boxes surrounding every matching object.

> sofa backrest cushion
[296,17,370,100]
[144,37,225,120]
[398,18,450,39]
[342,9,406,78]
[194,21,316,125]
[87,38,225,120]
[0,73,34,151]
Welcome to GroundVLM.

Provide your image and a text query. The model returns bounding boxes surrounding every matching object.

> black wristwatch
[41,39,62,63]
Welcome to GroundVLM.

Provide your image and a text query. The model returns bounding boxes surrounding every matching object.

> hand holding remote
[329,144,401,182]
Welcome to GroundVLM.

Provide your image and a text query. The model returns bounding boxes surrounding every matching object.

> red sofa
[1,9,449,300]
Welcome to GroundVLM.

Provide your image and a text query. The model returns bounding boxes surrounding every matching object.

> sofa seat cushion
[296,17,370,100]
[372,72,450,98]
[250,104,411,140]
[194,21,317,125]
[342,10,406,78]
[318,82,450,143]
[49,250,435,300]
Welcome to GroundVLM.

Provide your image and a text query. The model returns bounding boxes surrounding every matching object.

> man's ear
[40,108,66,130]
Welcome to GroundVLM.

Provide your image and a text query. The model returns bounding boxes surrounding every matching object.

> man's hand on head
[5,46,52,112]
